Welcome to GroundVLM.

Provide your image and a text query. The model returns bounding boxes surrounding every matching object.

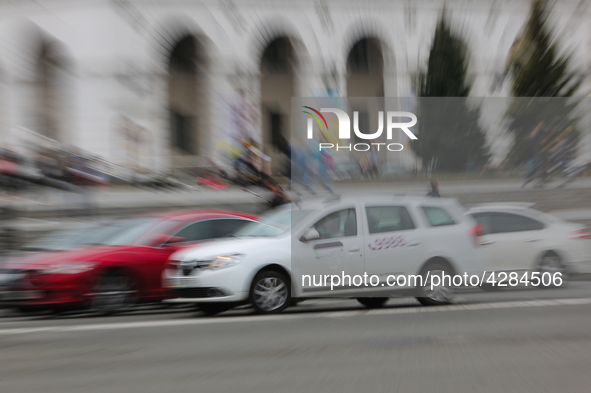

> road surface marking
[1,297,591,336]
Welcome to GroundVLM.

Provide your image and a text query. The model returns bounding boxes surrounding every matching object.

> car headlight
[198,254,245,270]
[38,261,98,275]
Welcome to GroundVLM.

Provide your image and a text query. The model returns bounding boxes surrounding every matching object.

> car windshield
[91,218,162,246]
[21,217,162,251]
[235,208,311,237]
[20,223,112,251]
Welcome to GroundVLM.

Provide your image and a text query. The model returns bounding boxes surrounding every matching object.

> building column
[149,67,171,172]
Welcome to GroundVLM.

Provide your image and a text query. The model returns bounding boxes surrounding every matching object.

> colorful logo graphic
[302,106,328,131]
[301,105,417,153]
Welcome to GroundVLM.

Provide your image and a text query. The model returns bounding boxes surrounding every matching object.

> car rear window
[421,206,456,227]
[492,213,544,233]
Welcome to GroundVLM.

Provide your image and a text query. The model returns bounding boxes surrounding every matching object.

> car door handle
[480,240,495,246]
[407,240,421,247]
[348,247,360,252]
[526,238,542,242]
[314,242,344,250]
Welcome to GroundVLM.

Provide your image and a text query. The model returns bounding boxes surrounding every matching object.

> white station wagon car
[467,203,591,276]
[164,195,488,315]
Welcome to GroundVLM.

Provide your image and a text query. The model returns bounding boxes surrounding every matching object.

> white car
[467,203,591,276]
[163,194,488,315]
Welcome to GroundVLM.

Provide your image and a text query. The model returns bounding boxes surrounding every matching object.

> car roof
[465,204,563,224]
[137,209,258,221]
[292,193,458,210]
[467,203,536,213]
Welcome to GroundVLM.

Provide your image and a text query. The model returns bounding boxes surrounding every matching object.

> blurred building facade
[0,0,589,172]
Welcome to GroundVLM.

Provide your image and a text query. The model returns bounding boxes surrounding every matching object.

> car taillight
[570,228,591,240]
[470,223,485,247]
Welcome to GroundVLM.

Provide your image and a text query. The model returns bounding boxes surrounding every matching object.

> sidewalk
[0,186,271,218]
[1,177,591,238]
[3,176,591,213]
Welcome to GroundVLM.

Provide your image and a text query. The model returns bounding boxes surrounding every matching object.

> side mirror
[300,228,320,242]
[166,236,186,245]
[152,234,186,247]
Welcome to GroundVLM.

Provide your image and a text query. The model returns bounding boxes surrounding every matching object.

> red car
[0,210,258,314]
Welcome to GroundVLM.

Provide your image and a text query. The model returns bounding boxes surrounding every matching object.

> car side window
[311,209,357,240]
[471,213,492,234]
[421,206,456,227]
[213,219,251,238]
[366,206,415,234]
[491,213,544,233]
[173,221,215,242]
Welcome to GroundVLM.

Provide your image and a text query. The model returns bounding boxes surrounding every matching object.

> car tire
[249,270,291,314]
[537,252,568,287]
[92,271,139,315]
[197,303,232,316]
[15,305,44,316]
[357,297,389,308]
[416,261,455,306]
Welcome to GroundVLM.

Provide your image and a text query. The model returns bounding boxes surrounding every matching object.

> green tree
[504,0,581,167]
[412,15,490,172]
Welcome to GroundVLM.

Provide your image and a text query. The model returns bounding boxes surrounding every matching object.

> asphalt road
[1,283,591,393]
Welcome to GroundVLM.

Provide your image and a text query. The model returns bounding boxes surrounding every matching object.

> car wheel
[250,270,291,314]
[537,252,568,286]
[416,262,454,306]
[15,305,45,316]
[92,271,138,315]
[357,297,389,308]
[197,303,232,316]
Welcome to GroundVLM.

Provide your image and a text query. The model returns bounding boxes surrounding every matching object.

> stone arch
[249,20,310,173]
[341,21,399,167]
[153,16,216,166]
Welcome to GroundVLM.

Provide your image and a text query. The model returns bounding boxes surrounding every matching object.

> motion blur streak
[1,1,591,392]
[2,297,591,336]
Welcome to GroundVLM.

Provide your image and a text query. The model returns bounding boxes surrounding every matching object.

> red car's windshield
[22,217,178,251]
[132,219,185,246]
[21,223,115,251]
[91,218,163,246]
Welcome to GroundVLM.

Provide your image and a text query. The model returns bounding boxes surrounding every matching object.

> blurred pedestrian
[427,179,440,197]
[290,137,306,193]
[302,137,320,194]
[302,133,335,195]
[319,146,335,194]
[369,145,380,178]
[264,176,290,208]
[277,136,291,183]
[246,138,272,177]
[233,139,263,187]
[359,155,371,179]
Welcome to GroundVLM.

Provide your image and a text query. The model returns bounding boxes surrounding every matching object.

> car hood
[1,245,141,271]
[171,237,285,261]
